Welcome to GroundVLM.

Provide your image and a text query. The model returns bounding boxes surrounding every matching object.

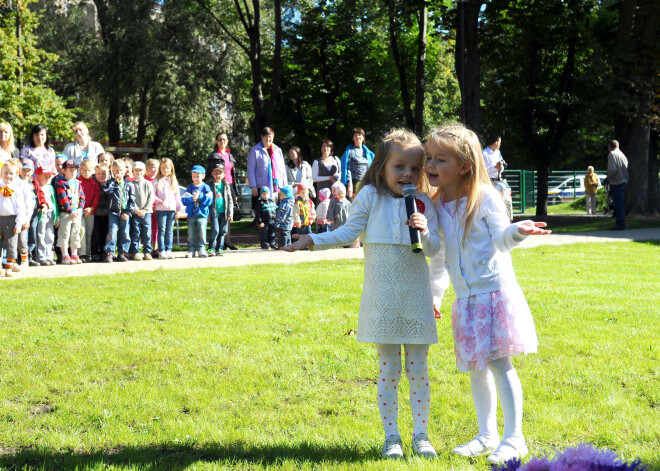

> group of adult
[244,126,375,207]
[0,121,105,171]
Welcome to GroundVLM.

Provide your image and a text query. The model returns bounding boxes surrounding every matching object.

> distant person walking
[606,140,628,230]
[583,166,600,215]
[483,134,504,182]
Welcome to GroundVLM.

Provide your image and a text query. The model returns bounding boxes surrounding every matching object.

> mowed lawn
[0,242,658,470]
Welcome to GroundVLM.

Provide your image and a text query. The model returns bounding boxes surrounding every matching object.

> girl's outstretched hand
[407,213,428,233]
[518,220,551,235]
[280,234,314,252]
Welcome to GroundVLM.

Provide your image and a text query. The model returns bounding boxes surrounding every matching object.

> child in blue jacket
[274,185,294,248]
[181,165,213,257]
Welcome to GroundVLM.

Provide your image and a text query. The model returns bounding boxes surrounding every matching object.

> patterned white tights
[376,343,431,437]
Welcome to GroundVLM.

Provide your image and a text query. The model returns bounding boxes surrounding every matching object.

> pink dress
[442,199,538,372]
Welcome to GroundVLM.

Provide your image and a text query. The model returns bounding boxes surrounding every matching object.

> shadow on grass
[0,441,377,470]
[632,239,660,247]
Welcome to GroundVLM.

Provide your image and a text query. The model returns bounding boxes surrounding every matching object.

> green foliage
[0,244,659,469]
[0,0,75,141]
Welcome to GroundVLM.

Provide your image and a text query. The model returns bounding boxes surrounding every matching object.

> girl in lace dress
[425,124,550,465]
[283,129,442,460]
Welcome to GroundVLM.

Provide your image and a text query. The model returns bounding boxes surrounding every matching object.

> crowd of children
[0,152,242,276]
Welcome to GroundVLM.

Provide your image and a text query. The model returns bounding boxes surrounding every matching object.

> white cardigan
[430,184,527,299]
[63,141,104,167]
[310,184,441,257]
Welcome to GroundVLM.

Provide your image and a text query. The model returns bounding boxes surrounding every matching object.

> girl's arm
[309,188,372,250]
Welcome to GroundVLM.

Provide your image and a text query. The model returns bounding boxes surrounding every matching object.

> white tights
[470,356,524,443]
[376,343,430,437]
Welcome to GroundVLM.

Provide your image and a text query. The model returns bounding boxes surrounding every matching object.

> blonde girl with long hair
[284,129,442,460]
[152,158,181,259]
[0,122,19,162]
[425,123,549,464]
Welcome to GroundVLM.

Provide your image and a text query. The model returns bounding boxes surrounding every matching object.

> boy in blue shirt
[274,185,294,249]
[182,165,213,257]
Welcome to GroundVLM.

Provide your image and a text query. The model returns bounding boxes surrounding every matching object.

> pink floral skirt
[452,285,538,372]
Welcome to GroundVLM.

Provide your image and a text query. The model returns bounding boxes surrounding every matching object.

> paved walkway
[3,228,659,281]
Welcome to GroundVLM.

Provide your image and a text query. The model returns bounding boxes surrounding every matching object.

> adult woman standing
[340,127,374,199]
[312,139,340,202]
[63,121,104,166]
[247,127,286,204]
[0,122,20,163]
[208,132,240,249]
[286,146,314,199]
[20,124,56,173]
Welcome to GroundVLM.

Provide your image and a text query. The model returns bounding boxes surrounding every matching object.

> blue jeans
[105,213,131,255]
[277,228,291,248]
[611,183,626,228]
[187,216,207,252]
[28,210,39,261]
[130,213,152,254]
[208,213,228,252]
[156,210,175,252]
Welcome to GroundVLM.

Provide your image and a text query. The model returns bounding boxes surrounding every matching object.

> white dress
[357,244,437,344]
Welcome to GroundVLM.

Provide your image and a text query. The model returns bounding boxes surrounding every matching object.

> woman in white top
[63,122,104,167]
[0,122,20,162]
[286,146,314,198]
[311,139,340,203]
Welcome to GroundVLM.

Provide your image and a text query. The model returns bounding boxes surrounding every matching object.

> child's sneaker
[5,268,13,277]
[185,252,193,258]
[61,256,73,265]
[486,438,528,465]
[104,253,114,263]
[412,433,437,459]
[167,251,175,259]
[158,252,167,259]
[382,435,404,459]
[452,435,499,457]
[208,250,215,257]
[144,253,153,261]
[131,253,144,261]
[199,251,208,258]
[117,253,128,262]
[71,254,83,264]
[217,250,224,257]
[29,259,40,267]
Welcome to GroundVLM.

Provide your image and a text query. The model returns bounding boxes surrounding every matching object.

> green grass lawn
[1,242,659,470]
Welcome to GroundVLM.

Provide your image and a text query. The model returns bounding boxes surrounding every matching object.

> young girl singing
[283,129,442,460]
[425,124,549,464]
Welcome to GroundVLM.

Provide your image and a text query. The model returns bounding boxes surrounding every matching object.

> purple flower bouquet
[494,443,647,471]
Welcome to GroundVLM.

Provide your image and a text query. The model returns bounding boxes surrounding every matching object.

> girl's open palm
[518,220,551,235]
[280,234,314,252]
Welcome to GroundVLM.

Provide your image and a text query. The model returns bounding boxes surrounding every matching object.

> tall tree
[611,0,660,215]
[454,0,484,134]
[191,0,282,142]
[0,0,75,141]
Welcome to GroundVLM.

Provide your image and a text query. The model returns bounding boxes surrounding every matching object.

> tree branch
[193,0,249,55]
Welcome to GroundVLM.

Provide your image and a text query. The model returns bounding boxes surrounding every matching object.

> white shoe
[452,435,500,457]
[486,438,528,464]
[199,251,208,258]
[412,433,437,458]
[185,252,193,258]
[167,251,175,259]
[382,434,403,459]
[158,252,167,259]
[12,264,21,272]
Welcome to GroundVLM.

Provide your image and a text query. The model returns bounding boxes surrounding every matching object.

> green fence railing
[505,169,606,213]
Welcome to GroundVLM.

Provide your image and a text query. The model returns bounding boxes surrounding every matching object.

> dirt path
[3,227,659,281]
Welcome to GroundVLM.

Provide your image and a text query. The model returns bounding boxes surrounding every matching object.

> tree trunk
[455,0,483,134]
[264,0,282,128]
[648,130,660,214]
[388,0,414,130]
[152,126,165,156]
[136,82,150,144]
[413,0,427,135]
[108,94,121,142]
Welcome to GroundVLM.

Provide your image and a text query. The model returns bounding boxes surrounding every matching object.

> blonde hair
[80,159,94,170]
[95,164,109,172]
[425,123,490,245]
[146,158,160,169]
[157,157,179,193]
[1,160,19,173]
[112,160,125,169]
[358,128,428,196]
[0,122,15,154]
[9,157,23,170]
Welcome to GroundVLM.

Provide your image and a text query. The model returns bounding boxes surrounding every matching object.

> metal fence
[505,169,606,213]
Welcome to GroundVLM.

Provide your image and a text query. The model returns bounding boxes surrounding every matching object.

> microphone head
[402,184,417,197]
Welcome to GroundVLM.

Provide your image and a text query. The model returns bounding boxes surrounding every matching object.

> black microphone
[402,184,423,253]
